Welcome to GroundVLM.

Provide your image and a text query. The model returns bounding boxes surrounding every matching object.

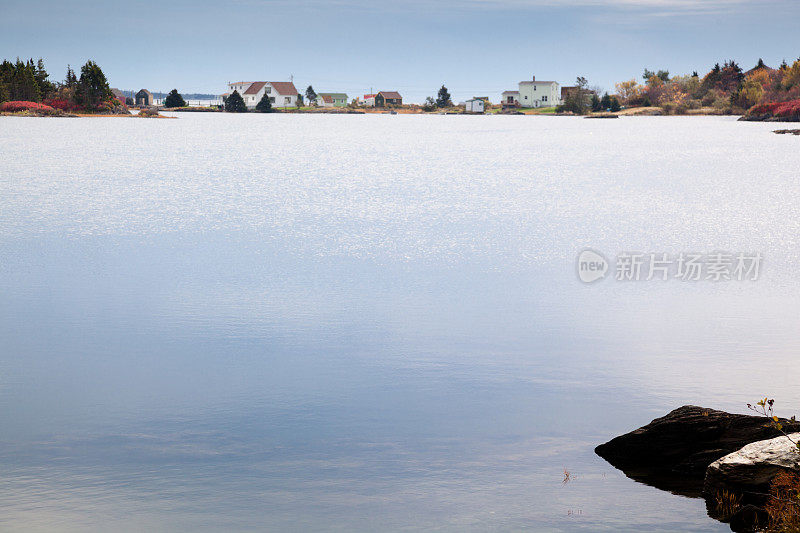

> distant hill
[119,90,219,99]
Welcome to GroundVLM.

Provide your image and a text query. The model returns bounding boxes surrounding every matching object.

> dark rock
[739,114,800,122]
[595,406,800,492]
[728,504,768,532]
[774,129,800,135]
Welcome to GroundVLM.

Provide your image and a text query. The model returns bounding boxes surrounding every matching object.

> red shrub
[749,102,781,115]
[43,98,79,112]
[0,101,55,112]
[774,100,800,118]
[748,99,800,119]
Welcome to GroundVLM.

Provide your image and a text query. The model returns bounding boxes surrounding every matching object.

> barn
[375,91,402,107]
[135,89,153,107]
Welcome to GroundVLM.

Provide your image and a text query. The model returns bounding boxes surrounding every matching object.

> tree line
[558,76,620,115]
[0,57,118,112]
[614,58,800,114]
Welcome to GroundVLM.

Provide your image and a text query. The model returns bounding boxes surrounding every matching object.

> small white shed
[465,98,485,113]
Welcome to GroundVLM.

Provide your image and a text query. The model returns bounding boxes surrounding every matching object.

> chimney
[532,75,535,81]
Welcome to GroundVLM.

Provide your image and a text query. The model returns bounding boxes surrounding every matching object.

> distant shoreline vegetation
[612,58,800,120]
[2,56,800,121]
[0,58,129,115]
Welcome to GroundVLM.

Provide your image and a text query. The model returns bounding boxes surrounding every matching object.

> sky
[2,0,799,103]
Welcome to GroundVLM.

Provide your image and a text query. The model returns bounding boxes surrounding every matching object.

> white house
[465,98,485,113]
[502,90,519,107]
[502,76,561,108]
[226,81,299,109]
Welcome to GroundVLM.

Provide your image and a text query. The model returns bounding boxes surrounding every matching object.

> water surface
[1,113,799,531]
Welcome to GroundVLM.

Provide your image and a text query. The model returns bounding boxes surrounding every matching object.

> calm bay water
[1,113,799,531]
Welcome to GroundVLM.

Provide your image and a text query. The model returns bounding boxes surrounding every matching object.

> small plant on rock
[747,398,800,452]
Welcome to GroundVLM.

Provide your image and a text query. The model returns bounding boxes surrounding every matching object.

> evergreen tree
[164,89,186,108]
[255,91,273,112]
[12,59,40,101]
[34,58,53,98]
[702,63,723,90]
[225,89,247,112]
[305,85,317,104]
[591,93,601,112]
[0,60,13,103]
[422,96,436,112]
[76,60,112,109]
[65,65,78,88]
[609,96,621,112]
[436,85,452,108]
[600,93,612,110]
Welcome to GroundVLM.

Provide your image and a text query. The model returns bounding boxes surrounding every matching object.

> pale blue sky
[2,0,798,103]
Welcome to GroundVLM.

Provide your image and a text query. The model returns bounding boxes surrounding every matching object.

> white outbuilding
[465,98,485,114]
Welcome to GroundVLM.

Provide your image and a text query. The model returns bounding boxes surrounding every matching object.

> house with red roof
[226,81,299,109]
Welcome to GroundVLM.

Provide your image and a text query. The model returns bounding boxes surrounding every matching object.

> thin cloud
[229,0,798,23]
[235,0,761,16]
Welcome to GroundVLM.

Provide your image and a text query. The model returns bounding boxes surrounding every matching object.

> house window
[285,97,290,104]
[534,85,537,91]
[543,96,548,102]
[524,95,528,100]
[270,97,275,103]
[266,87,271,94]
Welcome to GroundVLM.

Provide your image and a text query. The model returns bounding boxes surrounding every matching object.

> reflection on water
[1,114,798,531]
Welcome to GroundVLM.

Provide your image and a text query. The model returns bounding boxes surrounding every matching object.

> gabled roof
[320,94,333,103]
[244,81,267,95]
[519,80,557,85]
[270,82,298,96]
[502,90,519,94]
[378,91,402,99]
[136,89,151,96]
[364,94,376,99]
[319,93,347,99]
[111,88,125,98]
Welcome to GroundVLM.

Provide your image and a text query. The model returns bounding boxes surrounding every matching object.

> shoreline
[7,107,800,123]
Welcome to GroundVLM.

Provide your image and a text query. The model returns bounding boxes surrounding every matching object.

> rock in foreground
[704,432,800,494]
[596,406,799,479]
